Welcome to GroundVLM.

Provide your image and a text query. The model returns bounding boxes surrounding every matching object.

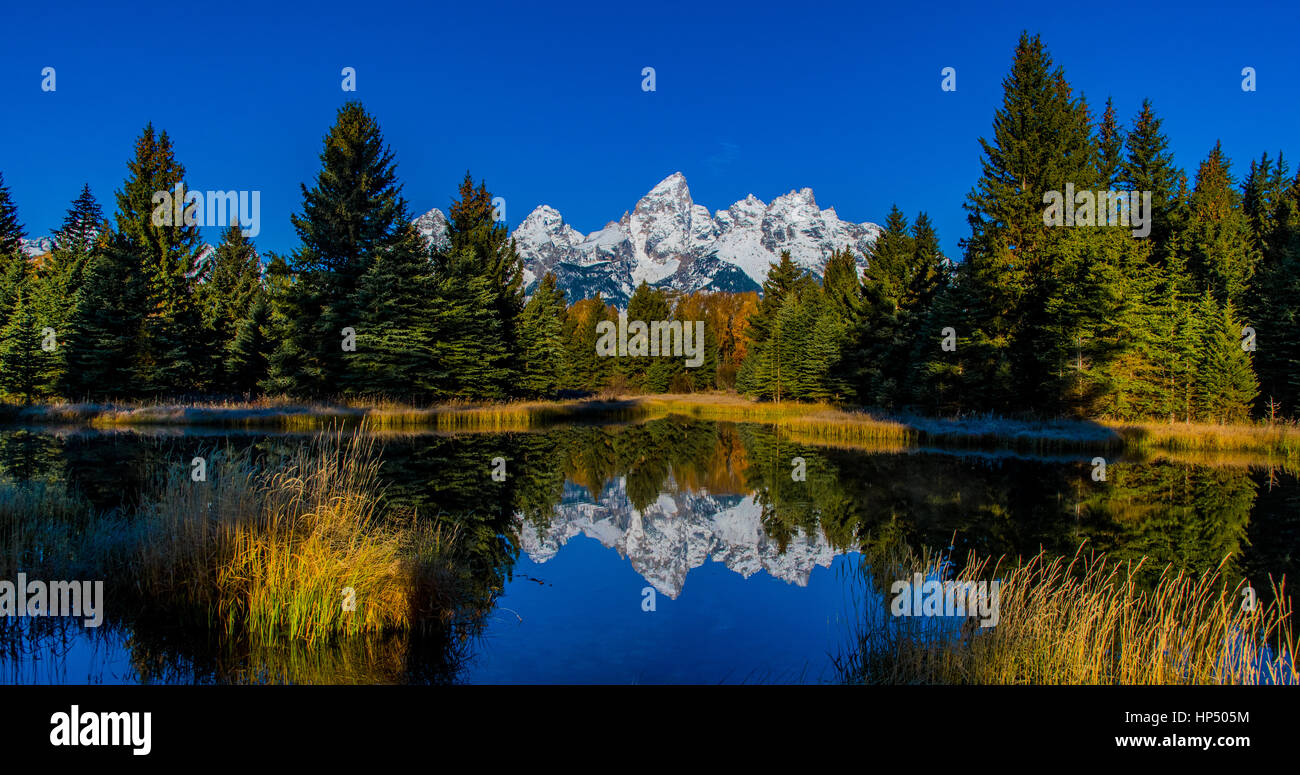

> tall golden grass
[838,544,1297,685]
[127,434,464,643]
[1111,419,1300,460]
[1,433,469,645]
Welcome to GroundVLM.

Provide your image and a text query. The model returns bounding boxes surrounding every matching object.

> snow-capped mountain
[19,235,220,269]
[415,172,881,306]
[517,478,845,599]
[20,237,53,256]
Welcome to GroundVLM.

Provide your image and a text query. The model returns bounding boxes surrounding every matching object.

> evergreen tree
[270,101,410,396]
[1185,142,1259,308]
[0,171,25,263]
[201,223,263,388]
[517,273,568,397]
[744,249,803,347]
[346,224,440,397]
[820,245,865,400]
[111,124,205,394]
[43,185,104,315]
[821,245,864,323]
[863,206,913,305]
[59,246,137,398]
[0,263,53,402]
[1120,99,1183,264]
[960,32,1099,410]
[625,281,674,392]
[857,207,913,405]
[428,244,513,399]
[1194,292,1259,422]
[670,291,722,392]
[562,295,614,393]
[51,184,104,271]
[1250,164,1300,414]
[906,212,948,313]
[1038,226,1157,417]
[227,293,273,396]
[441,172,525,392]
[737,251,809,399]
[1097,97,1125,188]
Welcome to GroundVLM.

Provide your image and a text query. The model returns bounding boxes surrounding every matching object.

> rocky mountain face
[517,478,844,599]
[414,172,880,306]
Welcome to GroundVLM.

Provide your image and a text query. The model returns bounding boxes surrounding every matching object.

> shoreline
[2,393,1298,461]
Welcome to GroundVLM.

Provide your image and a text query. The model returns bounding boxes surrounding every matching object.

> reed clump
[0,433,469,645]
[838,545,1297,685]
[127,434,465,643]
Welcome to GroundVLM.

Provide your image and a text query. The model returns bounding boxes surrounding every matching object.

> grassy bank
[0,396,645,433]
[1,433,470,644]
[836,545,1297,685]
[4,392,1300,460]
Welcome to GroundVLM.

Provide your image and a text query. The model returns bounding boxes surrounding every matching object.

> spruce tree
[51,184,104,269]
[1251,165,1300,414]
[737,251,807,399]
[227,293,273,396]
[906,213,948,313]
[625,281,673,392]
[562,295,613,393]
[428,243,513,399]
[43,185,106,338]
[200,223,263,388]
[0,172,25,263]
[864,206,913,305]
[0,263,53,402]
[517,273,568,397]
[347,224,442,397]
[1194,292,1258,422]
[1120,99,1183,264]
[441,172,526,392]
[961,32,1099,410]
[271,101,410,396]
[1097,97,1125,188]
[1185,142,1259,308]
[108,124,205,395]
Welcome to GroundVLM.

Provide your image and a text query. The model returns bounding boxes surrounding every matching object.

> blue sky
[2,0,1297,260]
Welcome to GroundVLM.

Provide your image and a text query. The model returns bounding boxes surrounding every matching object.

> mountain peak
[772,187,817,208]
[410,174,879,307]
[648,171,690,197]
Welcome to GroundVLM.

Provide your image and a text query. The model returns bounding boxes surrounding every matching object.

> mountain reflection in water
[0,418,1294,683]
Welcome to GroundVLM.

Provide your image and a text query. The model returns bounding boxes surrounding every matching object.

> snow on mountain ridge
[517,477,844,598]
[412,172,881,306]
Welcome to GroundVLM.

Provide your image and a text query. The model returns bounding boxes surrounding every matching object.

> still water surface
[1,418,1294,683]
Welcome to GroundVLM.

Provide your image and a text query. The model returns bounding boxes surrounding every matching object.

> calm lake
[1,417,1296,684]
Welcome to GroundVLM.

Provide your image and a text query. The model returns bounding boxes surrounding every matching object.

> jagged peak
[645,171,691,199]
[771,187,818,208]
[520,204,564,224]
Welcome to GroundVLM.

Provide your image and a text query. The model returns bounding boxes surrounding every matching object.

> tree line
[725,32,1299,423]
[2,33,1299,422]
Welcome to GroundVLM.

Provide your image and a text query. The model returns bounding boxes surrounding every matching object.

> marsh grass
[0,431,471,646]
[837,544,1297,685]
[1111,419,1300,460]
